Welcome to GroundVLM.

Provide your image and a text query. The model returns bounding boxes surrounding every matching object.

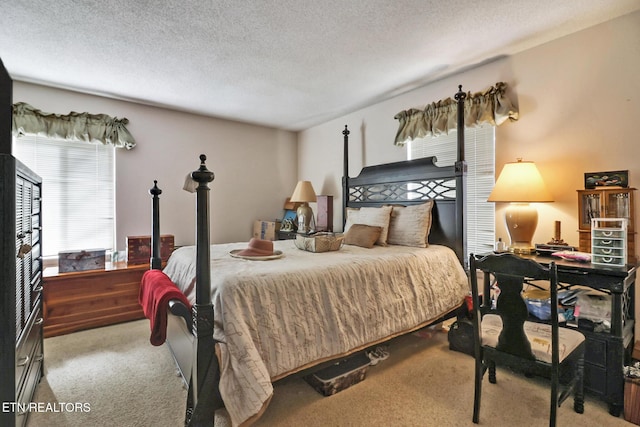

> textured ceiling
[1,1,639,131]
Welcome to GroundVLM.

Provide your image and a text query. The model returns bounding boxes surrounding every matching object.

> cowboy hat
[236,238,274,257]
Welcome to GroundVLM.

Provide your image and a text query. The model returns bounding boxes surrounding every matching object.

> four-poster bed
[144,86,470,426]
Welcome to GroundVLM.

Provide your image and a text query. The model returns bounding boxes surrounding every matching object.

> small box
[304,352,370,396]
[316,195,333,232]
[58,249,106,273]
[253,220,281,241]
[127,235,175,265]
[591,218,627,267]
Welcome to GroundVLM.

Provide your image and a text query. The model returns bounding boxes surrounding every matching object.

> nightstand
[43,262,147,337]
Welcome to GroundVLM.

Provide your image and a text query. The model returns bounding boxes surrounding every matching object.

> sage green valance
[12,102,136,149]
[394,82,518,146]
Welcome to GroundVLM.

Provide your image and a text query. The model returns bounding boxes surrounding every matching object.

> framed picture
[584,170,628,189]
[281,209,298,231]
[283,209,297,221]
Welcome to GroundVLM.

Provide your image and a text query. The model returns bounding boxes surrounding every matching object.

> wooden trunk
[43,262,146,337]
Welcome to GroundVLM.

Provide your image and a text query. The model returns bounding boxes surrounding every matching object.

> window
[408,124,495,257]
[13,135,115,257]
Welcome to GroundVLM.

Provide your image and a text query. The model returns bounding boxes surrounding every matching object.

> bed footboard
[149,156,223,426]
[169,300,192,334]
[148,182,192,333]
[166,311,195,386]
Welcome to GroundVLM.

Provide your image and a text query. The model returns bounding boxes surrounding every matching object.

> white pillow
[344,206,393,246]
[387,201,434,247]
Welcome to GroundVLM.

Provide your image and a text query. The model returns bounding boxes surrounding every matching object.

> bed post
[454,85,468,268]
[149,180,162,270]
[341,125,350,228]
[185,154,222,426]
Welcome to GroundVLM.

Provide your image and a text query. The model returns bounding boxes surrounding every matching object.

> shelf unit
[577,187,636,263]
[591,218,627,266]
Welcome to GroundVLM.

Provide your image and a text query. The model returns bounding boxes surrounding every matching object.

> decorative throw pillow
[343,205,393,246]
[344,224,383,249]
[387,201,434,247]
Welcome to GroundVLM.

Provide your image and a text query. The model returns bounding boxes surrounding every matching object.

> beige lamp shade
[487,159,553,203]
[488,159,553,254]
[290,181,317,203]
[290,181,317,234]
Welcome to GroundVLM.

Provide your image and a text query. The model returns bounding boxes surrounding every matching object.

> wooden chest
[43,262,146,337]
[127,234,174,265]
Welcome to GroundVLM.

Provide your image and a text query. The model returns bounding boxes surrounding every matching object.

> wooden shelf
[577,187,636,264]
[43,262,147,338]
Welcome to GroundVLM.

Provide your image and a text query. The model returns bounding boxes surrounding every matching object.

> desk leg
[611,292,622,338]
[605,277,634,417]
[607,334,625,417]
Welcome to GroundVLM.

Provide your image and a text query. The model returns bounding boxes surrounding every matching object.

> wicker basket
[294,233,344,253]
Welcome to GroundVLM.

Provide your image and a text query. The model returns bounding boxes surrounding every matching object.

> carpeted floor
[26,319,633,427]
[27,320,187,427]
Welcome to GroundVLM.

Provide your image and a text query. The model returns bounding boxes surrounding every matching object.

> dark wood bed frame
[149,86,468,426]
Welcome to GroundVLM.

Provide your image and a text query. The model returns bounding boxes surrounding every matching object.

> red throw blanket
[139,269,191,346]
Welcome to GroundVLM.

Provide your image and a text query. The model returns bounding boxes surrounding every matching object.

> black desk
[480,254,636,416]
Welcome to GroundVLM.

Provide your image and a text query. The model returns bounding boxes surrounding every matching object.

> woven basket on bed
[294,233,344,253]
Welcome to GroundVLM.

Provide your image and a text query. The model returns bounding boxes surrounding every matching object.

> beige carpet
[26,319,632,427]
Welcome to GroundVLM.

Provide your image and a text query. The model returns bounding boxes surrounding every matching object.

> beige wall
[299,10,640,252]
[12,82,298,251]
[298,11,640,331]
[9,11,639,325]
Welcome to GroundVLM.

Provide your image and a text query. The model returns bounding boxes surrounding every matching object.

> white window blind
[13,135,115,257]
[408,124,495,257]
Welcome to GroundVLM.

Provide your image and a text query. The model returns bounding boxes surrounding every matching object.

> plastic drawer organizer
[591,218,627,266]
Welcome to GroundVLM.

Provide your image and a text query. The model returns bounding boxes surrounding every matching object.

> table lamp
[487,159,554,254]
[290,180,317,234]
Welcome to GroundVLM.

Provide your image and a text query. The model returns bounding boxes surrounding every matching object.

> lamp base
[505,203,538,255]
[509,245,536,255]
[296,203,315,234]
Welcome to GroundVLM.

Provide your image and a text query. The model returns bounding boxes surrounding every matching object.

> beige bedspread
[163,240,468,426]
